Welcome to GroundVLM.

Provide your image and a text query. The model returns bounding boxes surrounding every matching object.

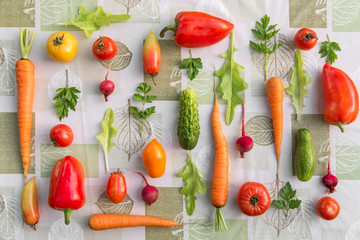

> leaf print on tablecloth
[115,0,142,14]
[0,195,22,240]
[317,138,330,163]
[196,0,229,20]
[113,101,152,161]
[96,191,134,214]
[149,121,172,148]
[245,115,274,146]
[261,179,300,236]
[41,144,71,175]
[188,70,214,98]
[137,0,169,20]
[0,48,20,94]
[288,198,320,240]
[314,0,327,23]
[99,41,132,71]
[48,217,84,240]
[194,145,214,183]
[333,0,360,27]
[345,220,360,240]
[24,0,69,26]
[336,145,360,174]
[170,65,182,94]
[301,51,318,89]
[172,211,215,240]
[48,69,83,103]
[251,33,296,80]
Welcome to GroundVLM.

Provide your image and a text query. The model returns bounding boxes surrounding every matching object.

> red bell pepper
[48,156,86,225]
[322,63,359,132]
[160,11,234,48]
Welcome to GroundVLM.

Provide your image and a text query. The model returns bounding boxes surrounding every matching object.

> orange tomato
[106,172,127,204]
[46,31,78,62]
[142,139,166,178]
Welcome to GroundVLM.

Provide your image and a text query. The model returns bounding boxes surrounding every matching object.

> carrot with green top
[16,28,35,183]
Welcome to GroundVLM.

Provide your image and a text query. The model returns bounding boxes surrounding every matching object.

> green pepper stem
[335,123,345,133]
[159,20,177,38]
[63,208,73,225]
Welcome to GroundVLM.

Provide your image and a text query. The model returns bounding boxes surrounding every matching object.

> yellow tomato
[46,31,78,62]
[142,139,166,178]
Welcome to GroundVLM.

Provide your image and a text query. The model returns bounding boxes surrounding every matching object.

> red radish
[322,142,338,193]
[99,58,115,102]
[131,170,158,205]
[236,94,253,158]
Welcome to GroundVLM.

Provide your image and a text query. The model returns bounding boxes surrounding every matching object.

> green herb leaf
[289,199,302,209]
[179,50,203,81]
[53,70,81,121]
[143,106,155,118]
[96,108,119,173]
[215,32,248,125]
[177,152,206,216]
[60,5,130,38]
[129,106,140,118]
[133,93,144,102]
[273,200,287,209]
[279,182,293,201]
[285,50,313,121]
[319,34,341,65]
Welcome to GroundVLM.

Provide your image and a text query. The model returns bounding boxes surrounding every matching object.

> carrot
[16,28,35,183]
[266,77,284,190]
[89,214,180,230]
[211,76,229,232]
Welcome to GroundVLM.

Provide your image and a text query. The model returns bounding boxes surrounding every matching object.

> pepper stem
[334,123,345,133]
[159,20,177,38]
[63,208,73,225]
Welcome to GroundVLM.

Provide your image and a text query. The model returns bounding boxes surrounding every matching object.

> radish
[322,144,338,193]
[99,59,115,102]
[131,170,158,205]
[236,95,253,158]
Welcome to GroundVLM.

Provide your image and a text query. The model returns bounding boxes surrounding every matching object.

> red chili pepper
[48,156,86,225]
[160,11,234,48]
[322,63,359,132]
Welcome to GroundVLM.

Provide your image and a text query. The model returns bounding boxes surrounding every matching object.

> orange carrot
[266,77,284,187]
[211,77,229,232]
[16,28,35,183]
[89,214,180,230]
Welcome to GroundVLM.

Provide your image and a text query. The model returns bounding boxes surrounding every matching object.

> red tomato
[92,37,117,61]
[106,172,127,204]
[49,124,74,147]
[294,28,318,50]
[316,196,340,220]
[237,182,271,216]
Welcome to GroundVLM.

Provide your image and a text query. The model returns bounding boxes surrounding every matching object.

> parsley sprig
[53,69,81,121]
[250,14,282,81]
[179,50,203,80]
[319,34,341,65]
[273,182,302,217]
[129,83,157,137]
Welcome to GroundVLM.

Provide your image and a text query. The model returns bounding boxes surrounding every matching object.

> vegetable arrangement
[16,28,35,183]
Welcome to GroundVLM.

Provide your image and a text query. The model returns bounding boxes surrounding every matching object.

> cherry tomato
[142,139,166,178]
[49,124,74,147]
[237,182,271,216]
[316,196,340,220]
[106,172,127,204]
[92,37,117,61]
[294,28,318,50]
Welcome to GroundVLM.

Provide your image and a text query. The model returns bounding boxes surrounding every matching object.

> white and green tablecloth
[0,0,360,239]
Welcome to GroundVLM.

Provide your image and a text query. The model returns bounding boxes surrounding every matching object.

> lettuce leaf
[61,5,130,38]
[96,108,118,173]
[285,50,313,121]
[215,32,248,125]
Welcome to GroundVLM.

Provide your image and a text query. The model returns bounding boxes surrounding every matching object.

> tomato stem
[250,196,259,207]
[53,34,64,46]
[304,33,317,42]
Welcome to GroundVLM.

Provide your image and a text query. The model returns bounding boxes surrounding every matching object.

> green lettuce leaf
[61,5,130,38]
[215,32,248,125]
[96,108,119,173]
[285,50,313,121]
[177,152,206,216]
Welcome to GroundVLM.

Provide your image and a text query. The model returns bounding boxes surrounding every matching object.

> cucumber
[295,128,316,182]
[177,88,200,150]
